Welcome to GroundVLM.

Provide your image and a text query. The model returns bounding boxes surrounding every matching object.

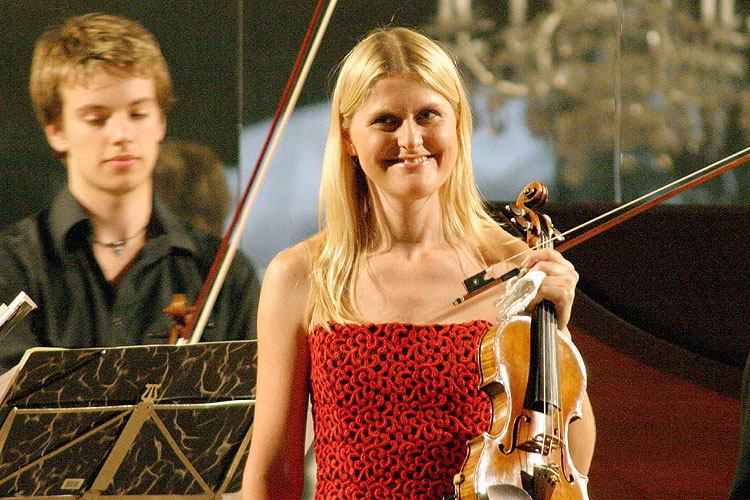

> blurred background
[1,1,748,499]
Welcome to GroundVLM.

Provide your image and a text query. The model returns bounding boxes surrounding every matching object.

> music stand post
[0,340,257,499]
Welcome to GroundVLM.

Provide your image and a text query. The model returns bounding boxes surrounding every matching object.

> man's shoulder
[178,224,258,279]
[0,211,52,296]
[0,211,49,255]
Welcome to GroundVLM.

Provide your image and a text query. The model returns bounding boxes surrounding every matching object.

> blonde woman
[243,27,595,500]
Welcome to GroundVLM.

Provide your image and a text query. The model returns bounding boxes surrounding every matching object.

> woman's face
[344,75,458,203]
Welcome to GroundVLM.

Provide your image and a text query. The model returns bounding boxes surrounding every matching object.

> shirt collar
[49,188,89,254]
[152,197,198,254]
[49,188,198,256]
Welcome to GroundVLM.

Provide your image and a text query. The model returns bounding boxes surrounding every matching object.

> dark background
[6,0,746,226]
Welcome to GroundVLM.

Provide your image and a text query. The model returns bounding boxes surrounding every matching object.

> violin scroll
[502,182,562,249]
[164,294,196,344]
[452,182,563,305]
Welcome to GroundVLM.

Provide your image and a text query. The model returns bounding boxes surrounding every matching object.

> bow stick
[454,145,750,305]
[181,0,339,344]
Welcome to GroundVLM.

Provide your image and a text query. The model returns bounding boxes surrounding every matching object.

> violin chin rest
[486,484,534,500]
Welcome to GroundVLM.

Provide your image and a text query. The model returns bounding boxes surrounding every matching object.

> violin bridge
[515,411,562,456]
[517,433,562,456]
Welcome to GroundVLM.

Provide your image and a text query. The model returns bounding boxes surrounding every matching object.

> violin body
[454,315,589,500]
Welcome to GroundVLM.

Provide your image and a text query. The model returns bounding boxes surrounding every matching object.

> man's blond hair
[29,13,174,128]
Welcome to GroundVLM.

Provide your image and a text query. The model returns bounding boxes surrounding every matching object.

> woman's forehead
[357,76,450,112]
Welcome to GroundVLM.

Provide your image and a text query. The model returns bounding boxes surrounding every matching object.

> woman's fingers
[521,248,578,329]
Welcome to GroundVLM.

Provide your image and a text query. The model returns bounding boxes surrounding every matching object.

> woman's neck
[371,192,446,251]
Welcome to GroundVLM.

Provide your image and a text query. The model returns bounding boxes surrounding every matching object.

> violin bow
[454,144,750,305]
[182,0,339,344]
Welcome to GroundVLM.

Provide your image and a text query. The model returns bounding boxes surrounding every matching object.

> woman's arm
[568,391,596,475]
[242,244,313,500]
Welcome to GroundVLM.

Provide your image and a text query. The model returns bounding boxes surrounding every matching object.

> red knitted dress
[308,320,493,500]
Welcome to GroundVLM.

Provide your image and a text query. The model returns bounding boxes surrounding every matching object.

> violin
[163,294,196,344]
[453,182,588,500]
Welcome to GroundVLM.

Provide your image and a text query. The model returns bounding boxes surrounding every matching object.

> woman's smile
[386,155,432,168]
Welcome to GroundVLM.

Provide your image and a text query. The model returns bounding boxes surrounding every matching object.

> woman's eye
[374,115,395,125]
[372,115,398,130]
[418,109,438,121]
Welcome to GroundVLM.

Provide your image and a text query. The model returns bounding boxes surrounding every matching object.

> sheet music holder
[0,292,37,341]
[0,340,257,499]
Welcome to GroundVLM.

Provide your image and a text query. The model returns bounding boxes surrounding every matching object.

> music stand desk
[0,340,257,499]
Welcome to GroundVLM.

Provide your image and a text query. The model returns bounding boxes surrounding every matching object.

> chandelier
[425,0,750,203]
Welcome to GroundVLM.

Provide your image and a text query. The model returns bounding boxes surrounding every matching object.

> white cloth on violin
[494,269,546,320]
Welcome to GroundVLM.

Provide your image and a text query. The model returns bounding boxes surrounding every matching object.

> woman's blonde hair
[311,27,499,326]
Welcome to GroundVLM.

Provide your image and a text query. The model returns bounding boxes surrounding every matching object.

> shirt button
[112,314,124,327]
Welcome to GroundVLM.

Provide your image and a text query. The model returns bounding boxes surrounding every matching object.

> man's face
[45,70,166,199]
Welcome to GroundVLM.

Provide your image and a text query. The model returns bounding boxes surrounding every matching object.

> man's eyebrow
[75,97,157,114]
[128,97,158,107]
[75,104,108,115]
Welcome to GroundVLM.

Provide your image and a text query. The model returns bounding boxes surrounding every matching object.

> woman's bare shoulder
[265,235,320,281]
[479,225,528,264]
[259,234,323,332]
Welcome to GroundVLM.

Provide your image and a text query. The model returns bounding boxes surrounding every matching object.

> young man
[0,13,259,372]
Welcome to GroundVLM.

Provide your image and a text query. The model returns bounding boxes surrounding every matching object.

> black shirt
[0,189,260,372]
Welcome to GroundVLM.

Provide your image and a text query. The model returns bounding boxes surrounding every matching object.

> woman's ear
[342,130,357,157]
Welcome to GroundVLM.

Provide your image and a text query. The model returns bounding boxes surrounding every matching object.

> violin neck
[525,237,561,414]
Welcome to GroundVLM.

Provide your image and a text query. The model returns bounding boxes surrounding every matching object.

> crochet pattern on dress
[309,320,493,500]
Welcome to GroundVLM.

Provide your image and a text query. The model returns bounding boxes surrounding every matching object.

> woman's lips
[388,155,430,168]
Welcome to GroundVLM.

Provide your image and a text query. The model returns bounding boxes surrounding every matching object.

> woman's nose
[397,118,423,150]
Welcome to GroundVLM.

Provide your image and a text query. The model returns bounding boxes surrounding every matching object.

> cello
[453,182,588,500]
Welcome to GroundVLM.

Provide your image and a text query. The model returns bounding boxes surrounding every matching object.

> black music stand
[0,340,256,499]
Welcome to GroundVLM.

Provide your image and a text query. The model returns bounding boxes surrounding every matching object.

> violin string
[486,147,750,461]
[185,0,338,344]
[541,235,553,456]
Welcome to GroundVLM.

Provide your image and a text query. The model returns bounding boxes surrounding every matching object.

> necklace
[93,225,148,256]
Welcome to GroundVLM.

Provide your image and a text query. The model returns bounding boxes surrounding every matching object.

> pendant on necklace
[93,225,147,256]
